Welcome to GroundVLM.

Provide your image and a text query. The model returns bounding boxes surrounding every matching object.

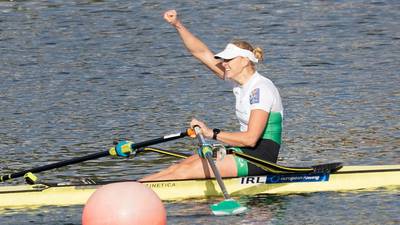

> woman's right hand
[190,118,213,139]
[164,10,179,26]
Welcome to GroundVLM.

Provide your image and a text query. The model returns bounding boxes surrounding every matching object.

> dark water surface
[0,0,399,224]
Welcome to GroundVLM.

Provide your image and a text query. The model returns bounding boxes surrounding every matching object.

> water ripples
[0,0,399,223]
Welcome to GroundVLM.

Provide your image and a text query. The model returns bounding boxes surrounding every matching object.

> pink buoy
[82,182,166,225]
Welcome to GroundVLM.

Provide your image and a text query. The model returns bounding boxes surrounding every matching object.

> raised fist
[164,10,178,26]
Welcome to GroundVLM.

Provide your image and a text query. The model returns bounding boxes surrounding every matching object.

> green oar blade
[210,199,247,216]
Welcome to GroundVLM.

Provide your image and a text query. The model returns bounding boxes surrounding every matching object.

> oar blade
[210,199,247,216]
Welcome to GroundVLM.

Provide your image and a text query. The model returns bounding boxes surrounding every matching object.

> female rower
[140,10,283,181]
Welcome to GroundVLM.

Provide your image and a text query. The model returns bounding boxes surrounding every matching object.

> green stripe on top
[262,111,282,145]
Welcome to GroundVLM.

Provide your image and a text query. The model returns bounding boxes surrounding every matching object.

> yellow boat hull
[1,165,399,209]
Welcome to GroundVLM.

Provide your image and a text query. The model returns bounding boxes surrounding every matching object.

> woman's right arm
[164,10,225,79]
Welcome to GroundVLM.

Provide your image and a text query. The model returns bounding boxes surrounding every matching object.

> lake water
[0,0,399,224]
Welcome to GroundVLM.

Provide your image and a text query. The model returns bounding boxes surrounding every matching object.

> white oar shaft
[206,153,231,199]
[193,126,230,199]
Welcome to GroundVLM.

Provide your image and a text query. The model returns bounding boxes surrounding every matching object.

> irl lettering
[240,176,266,184]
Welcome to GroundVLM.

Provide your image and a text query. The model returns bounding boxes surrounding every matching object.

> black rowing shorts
[231,139,280,176]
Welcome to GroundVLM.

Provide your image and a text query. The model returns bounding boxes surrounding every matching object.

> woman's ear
[240,56,251,67]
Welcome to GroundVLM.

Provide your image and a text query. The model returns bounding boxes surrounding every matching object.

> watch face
[213,129,220,140]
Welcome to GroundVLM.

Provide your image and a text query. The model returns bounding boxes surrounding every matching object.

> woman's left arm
[192,110,269,147]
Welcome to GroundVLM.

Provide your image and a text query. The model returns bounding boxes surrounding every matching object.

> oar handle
[0,129,193,183]
[193,126,231,199]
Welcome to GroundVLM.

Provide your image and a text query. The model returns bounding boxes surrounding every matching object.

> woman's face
[222,57,248,80]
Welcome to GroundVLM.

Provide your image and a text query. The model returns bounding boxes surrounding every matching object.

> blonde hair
[232,40,264,62]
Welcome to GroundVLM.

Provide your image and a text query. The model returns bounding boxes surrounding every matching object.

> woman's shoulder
[252,72,276,89]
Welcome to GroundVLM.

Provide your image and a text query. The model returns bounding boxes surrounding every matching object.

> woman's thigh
[184,154,238,178]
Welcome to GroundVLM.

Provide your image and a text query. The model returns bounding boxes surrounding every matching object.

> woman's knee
[164,155,198,172]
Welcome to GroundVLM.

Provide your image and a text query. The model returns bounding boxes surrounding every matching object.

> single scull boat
[1,164,399,209]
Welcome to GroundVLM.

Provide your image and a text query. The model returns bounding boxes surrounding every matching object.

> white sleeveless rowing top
[232,71,283,144]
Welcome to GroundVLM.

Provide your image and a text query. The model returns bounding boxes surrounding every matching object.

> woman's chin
[224,72,234,80]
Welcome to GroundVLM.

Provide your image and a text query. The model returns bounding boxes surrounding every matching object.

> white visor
[214,43,258,63]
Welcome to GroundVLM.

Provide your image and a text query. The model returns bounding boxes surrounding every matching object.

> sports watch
[212,128,221,140]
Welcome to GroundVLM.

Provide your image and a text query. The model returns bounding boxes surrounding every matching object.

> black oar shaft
[1,151,109,182]
[133,131,187,149]
[1,130,189,182]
